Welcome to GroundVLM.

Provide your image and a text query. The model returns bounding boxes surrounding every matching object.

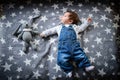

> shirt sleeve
[41,26,58,37]
[77,20,91,33]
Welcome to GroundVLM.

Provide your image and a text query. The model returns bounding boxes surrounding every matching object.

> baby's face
[60,12,72,24]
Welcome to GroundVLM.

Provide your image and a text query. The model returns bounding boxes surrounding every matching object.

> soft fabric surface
[0,0,120,80]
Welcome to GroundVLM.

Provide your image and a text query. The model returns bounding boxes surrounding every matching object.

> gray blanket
[0,0,120,80]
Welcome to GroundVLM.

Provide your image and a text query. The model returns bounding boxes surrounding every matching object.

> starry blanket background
[0,0,120,80]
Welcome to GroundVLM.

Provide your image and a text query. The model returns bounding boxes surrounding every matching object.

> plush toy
[13,14,41,53]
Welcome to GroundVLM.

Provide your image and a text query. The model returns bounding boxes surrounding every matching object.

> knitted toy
[13,14,41,53]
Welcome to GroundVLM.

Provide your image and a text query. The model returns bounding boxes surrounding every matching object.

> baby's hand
[87,17,92,23]
[40,33,46,38]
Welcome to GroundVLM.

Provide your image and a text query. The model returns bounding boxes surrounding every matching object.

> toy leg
[30,41,38,51]
[23,42,30,53]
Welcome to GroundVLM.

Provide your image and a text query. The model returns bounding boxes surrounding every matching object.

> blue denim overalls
[57,25,91,73]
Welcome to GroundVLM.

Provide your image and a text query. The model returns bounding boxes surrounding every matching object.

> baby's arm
[77,17,92,32]
[40,26,57,37]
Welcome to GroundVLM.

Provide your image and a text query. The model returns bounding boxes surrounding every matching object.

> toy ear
[12,24,22,37]
[29,14,41,26]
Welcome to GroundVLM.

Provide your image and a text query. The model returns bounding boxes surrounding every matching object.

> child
[40,10,94,77]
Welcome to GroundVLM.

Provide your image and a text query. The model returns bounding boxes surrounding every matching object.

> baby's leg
[57,50,73,74]
[72,42,91,68]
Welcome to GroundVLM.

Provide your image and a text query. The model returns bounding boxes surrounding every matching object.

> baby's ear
[69,20,73,24]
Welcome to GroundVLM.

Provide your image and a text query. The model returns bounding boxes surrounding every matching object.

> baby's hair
[65,10,81,25]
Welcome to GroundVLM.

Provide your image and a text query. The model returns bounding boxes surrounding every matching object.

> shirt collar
[64,24,70,27]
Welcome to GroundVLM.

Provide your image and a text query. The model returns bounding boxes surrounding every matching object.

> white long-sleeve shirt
[41,20,90,39]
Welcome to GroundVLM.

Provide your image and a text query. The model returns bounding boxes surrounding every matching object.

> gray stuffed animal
[13,14,41,53]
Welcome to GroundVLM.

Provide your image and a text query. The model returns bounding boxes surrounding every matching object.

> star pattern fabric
[0,0,120,80]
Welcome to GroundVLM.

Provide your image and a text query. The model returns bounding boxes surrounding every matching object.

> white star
[33,70,41,79]
[10,13,16,17]
[8,45,13,50]
[114,14,120,21]
[49,38,56,44]
[52,75,56,80]
[0,38,6,44]
[96,51,102,58]
[45,10,49,13]
[51,12,55,16]
[33,8,40,15]
[40,16,48,22]
[39,3,43,7]
[53,64,61,72]
[18,50,25,56]
[32,23,39,29]
[8,76,12,80]
[113,23,119,29]
[92,7,99,13]
[8,3,14,9]
[1,54,5,57]
[104,28,111,34]
[66,1,73,6]
[19,11,22,14]
[61,7,68,13]
[2,62,12,71]
[0,22,4,27]
[98,68,106,76]
[19,19,27,24]
[40,26,43,29]
[89,56,95,63]
[16,75,20,79]
[101,15,108,21]
[47,73,50,76]
[91,45,95,48]
[94,37,102,44]
[52,4,59,10]
[83,47,90,53]
[104,62,108,67]
[24,58,31,66]
[84,38,89,43]
[39,64,44,68]
[88,14,93,18]
[19,5,24,10]
[16,67,22,72]
[1,15,6,20]
[80,17,85,22]
[28,15,33,20]
[111,54,116,60]
[53,46,57,52]
[6,21,12,28]
[78,3,83,7]
[8,56,14,61]
[58,75,62,78]
[32,53,38,59]
[12,37,19,43]
[34,39,40,45]
[56,11,60,14]
[92,22,99,28]
[47,54,55,63]
[105,7,112,13]
[78,9,82,12]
